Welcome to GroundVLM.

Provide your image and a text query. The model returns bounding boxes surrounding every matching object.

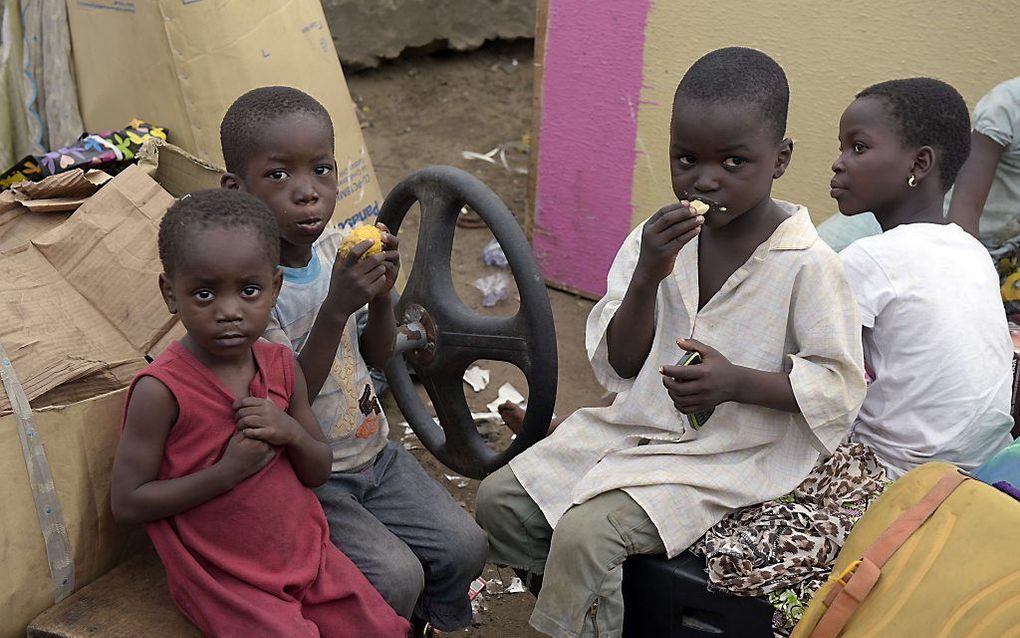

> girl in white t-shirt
[832,78,1015,477]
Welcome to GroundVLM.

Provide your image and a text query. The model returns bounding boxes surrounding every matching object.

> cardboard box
[0,389,137,638]
[65,0,382,231]
[0,143,199,637]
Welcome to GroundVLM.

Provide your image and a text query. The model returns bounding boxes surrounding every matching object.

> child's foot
[410,616,439,638]
[498,401,526,435]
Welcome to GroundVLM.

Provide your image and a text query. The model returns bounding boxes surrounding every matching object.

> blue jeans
[315,442,488,631]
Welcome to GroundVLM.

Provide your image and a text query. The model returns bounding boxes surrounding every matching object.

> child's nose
[293,176,320,204]
[693,170,719,193]
[216,299,244,322]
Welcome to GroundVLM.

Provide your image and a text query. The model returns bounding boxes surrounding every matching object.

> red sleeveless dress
[125,340,409,638]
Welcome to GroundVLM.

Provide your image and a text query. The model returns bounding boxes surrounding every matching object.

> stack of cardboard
[0,158,180,637]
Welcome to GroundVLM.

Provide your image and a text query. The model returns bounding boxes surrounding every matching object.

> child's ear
[912,145,936,183]
[221,173,245,191]
[773,138,794,180]
[270,267,283,303]
[158,273,178,314]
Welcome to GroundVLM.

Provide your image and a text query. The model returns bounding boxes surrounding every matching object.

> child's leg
[301,537,411,638]
[531,490,665,638]
[475,462,555,579]
[319,442,488,631]
[315,469,426,619]
[171,572,320,638]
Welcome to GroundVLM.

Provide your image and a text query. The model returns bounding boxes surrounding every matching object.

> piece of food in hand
[689,199,710,216]
[338,224,384,260]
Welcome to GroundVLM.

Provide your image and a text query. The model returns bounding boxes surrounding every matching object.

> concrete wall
[532,0,1020,298]
[322,0,536,67]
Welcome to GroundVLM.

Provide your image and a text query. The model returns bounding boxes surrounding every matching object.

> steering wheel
[379,166,558,479]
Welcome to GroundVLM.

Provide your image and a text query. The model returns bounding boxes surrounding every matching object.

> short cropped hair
[219,86,334,176]
[856,78,971,189]
[158,189,280,276]
[673,47,790,141]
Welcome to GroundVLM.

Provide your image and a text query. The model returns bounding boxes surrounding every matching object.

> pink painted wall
[532,1,651,298]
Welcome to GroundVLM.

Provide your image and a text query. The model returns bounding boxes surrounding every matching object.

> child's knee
[550,499,625,565]
[474,466,516,532]
[373,548,425,618]
[438,521,488,582]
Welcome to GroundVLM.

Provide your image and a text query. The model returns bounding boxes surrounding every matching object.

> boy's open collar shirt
[510,202,866,557]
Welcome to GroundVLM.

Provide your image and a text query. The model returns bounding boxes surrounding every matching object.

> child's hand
[326,241,389,316]
[220,431,275,482]
[660,339,740,414]
[376,222,400,294]
[233,397,304,447]
[635,202,704,284]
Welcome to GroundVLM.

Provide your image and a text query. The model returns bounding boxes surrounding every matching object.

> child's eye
[675,155,696,166]
[266,169,289,181]
[314,165,333,176]
[853,142,867,154]
[241,286,261,298]
[722,157,746,168]
[193,290,214,301]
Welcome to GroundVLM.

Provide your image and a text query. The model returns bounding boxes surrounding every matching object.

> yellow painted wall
[631,1,1020,228]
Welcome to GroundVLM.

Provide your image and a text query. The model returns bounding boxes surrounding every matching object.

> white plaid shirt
[510,203,866,557]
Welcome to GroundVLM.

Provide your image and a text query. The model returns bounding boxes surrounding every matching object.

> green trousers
[475,464,665,638]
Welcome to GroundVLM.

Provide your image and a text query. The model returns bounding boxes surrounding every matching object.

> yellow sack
[793,462,1020,638]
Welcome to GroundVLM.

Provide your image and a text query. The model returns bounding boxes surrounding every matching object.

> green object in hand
[677,350,714,430]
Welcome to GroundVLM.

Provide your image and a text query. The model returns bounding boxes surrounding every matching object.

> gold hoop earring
[908,175,917,188]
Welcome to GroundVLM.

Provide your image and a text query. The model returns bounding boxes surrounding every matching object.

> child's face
[669,100,791,229]
[160,228,282,361]
[831,96,915,216]
[229,113,337,257]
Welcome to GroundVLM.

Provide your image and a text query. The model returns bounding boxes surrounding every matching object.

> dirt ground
[347,40,605,636]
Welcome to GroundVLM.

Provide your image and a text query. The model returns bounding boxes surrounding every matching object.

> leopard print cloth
[691,442,889,635]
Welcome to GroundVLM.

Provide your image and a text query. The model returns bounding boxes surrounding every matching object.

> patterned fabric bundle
[692,442,889,635]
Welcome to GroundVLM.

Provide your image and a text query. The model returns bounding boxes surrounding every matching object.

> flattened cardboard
[67,0,382,231]
[0,169,110,252]
[0,165,177,414]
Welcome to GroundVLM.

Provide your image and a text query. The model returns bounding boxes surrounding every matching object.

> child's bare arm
[661,339,799,415]
[298,241,389,398]
[233,366,331,487]
[358,223,399,368]
[111,377,273,525]
[947,131,1005,238]
[607,203,703,378]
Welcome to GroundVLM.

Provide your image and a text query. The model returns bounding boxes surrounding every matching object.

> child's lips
[683,195,727,214]
[215,333,247,346]
[295,217,325,234]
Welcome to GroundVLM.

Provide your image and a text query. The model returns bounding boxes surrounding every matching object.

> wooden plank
[524,0,550,240]
[28,550,201,638]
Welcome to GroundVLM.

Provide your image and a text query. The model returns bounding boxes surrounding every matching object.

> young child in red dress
[110,189,409,638]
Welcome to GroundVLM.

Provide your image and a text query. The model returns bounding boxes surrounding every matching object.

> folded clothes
[1,119,167,189]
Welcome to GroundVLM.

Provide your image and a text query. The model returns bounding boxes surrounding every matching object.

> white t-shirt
[263,228,388,473]
[841,223,1014,478]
